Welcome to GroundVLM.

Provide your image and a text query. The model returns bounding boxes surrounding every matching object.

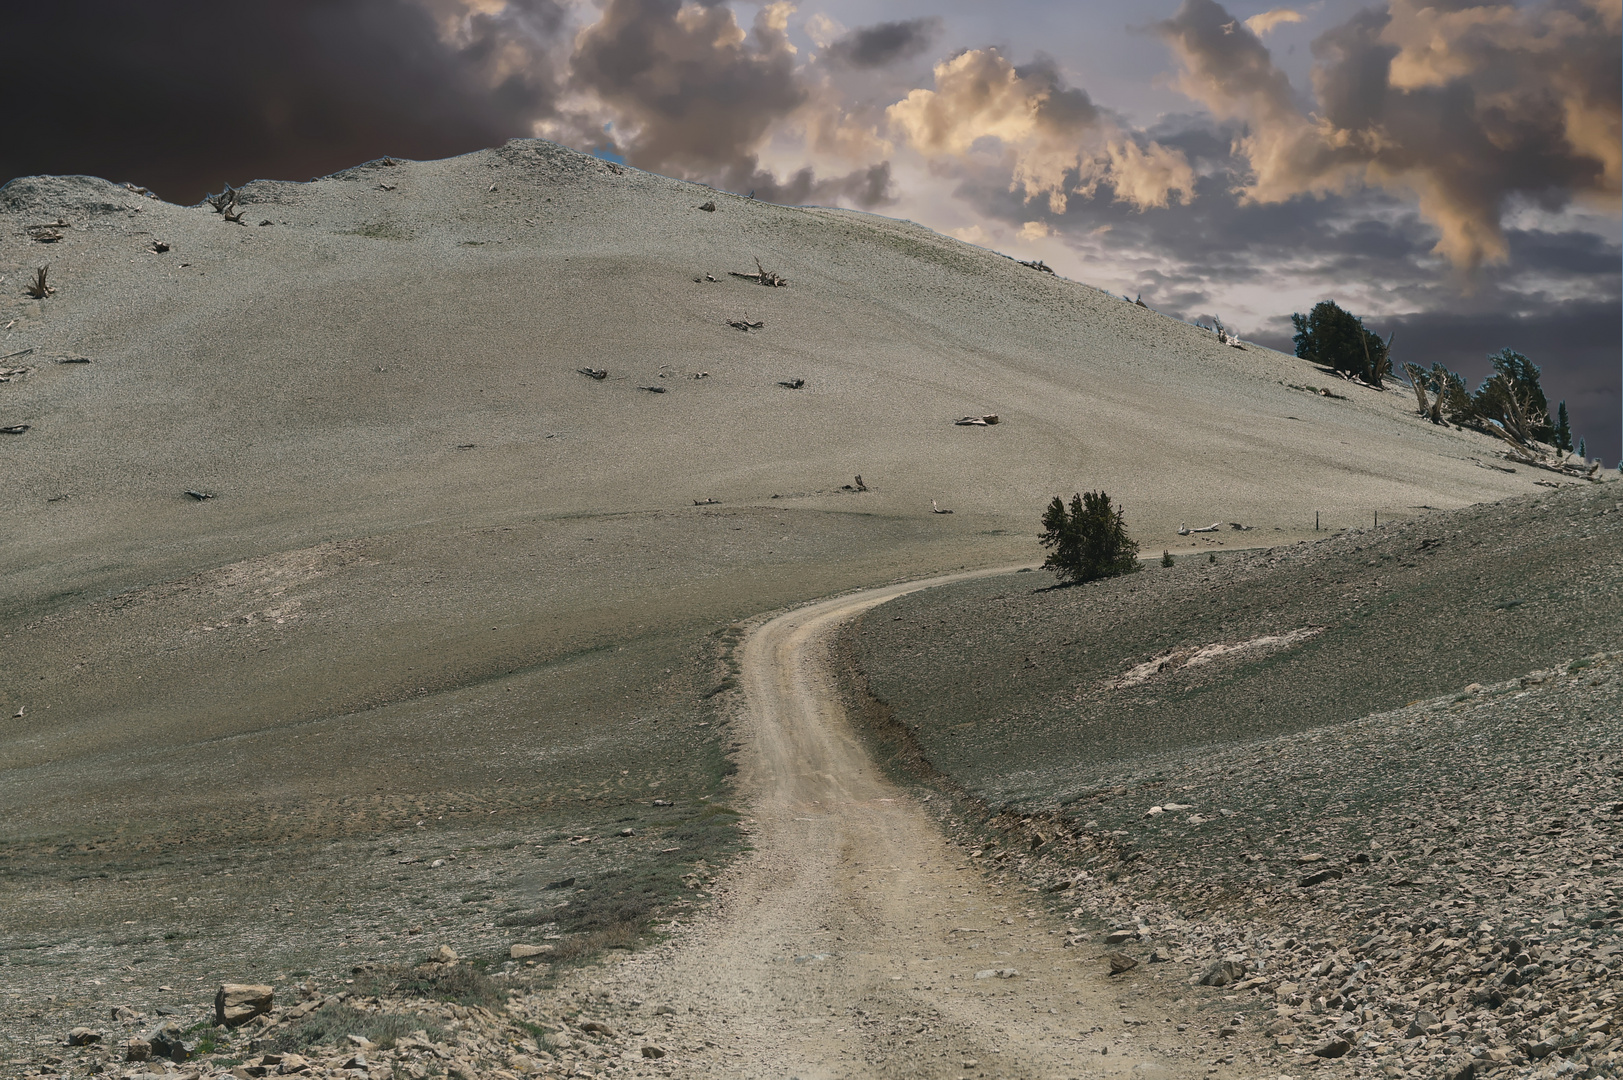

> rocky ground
[935,654,1622,1079]
[838,484,1622,1079]
[3,953,734,1080]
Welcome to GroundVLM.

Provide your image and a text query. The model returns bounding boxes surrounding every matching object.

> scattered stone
[579,1020,617,1036]
[215,983,274,1027]
[974,968,1019,979]
[124,1038,151,1062]
[1105,952,1139,975]
[1104,928,1138,944]
[435,945,458,964]
[146,1022,187,1062]
[510,943,552,959]
[641,1045,666,1059]
[111,1006,138,1022]
[1311,1036,1352,1059]
[66,1028,100,1046]
[1197,959,1249,987]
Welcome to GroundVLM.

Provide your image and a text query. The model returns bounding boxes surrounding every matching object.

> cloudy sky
[5,0,1618,462]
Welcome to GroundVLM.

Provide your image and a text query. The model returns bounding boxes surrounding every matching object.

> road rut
[576,571,1222,1078]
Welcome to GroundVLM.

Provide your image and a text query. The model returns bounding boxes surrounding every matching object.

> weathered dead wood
[729,258,787,286]
[0,424,30,434]
[185,490,215,500]
[25,266,53,299]
[730,319,764,332]
[778,378,805,389]
[931,500,953,514]
[639,385,667,394]
[576,367,608,380]
[955,414,1000,426]
[1178,522,1221,535]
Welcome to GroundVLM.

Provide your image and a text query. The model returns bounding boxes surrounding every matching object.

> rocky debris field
[838,484,1622,1078]
[4,953,728,1080]
[912,654,1621,1080]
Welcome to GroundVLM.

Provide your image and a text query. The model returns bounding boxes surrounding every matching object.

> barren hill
[0,141,1563,1072]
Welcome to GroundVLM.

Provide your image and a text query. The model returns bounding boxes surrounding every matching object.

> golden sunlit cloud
[1156,0,1621,268]
[887,48,1193,212]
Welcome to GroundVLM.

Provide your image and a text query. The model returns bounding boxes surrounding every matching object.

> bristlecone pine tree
[1040,491,1140,584]
[1291,300,1391,386]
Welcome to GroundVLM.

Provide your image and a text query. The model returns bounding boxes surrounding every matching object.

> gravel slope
[839,484,1622,1078]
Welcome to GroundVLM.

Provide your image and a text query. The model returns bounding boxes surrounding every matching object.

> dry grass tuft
[25,266,53,299]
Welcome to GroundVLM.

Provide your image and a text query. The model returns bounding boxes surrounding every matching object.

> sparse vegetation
[273,1003,445,1052]
[1407,349,1595,475]
[1290,299,1390,386]
[25,265,53,299]
[1039,490,1141,585]
[1161,550,1174,568]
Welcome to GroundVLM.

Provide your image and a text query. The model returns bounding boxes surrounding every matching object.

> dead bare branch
[25,266,53,299]
[729,258,787,286]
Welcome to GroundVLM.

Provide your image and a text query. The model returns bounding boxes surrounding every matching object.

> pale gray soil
[839,485,1622,1078]
[0,140,1582,1078]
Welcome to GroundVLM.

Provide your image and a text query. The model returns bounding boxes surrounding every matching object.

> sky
[4,0,1618,463]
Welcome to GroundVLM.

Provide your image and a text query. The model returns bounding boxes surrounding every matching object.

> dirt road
[578,572,1232,1079]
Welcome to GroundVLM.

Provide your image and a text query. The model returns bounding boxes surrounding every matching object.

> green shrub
[1039,491,1141,585]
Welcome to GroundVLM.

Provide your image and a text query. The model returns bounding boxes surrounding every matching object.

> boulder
[67,1027,101,1046]
[148,1021,188,1062]
[1312,1036,1352,1058]
[641,1045,667,1059]
[1198,959,1249,987]
[510,943,553,959]
[124,1038,152,1062]
[215,983,275,1027]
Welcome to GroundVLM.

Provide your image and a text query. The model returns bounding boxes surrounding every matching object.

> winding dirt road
[581,572,1221,1079]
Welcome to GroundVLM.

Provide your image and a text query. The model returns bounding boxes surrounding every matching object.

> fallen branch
[638,385,667,394]
[1228,522,1252,531]
[778,378,805,389]
[954,414,999,426]
[728,318,764,332]
[1178,522,1221,535]
[576,367,608,380]
[693,498,720,505]
[0,424,30,435]
[1019,259,1053,274]
[185,490,215,500]
[729,258,787,287]
[931,500,953,515]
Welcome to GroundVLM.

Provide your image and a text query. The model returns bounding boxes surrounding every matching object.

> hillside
[0,139,1558,1067]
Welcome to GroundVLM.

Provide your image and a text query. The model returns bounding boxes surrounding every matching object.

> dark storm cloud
[0,0,565,204]
[1154,0,1622,268]
[825,18,943,68]
[566,0,892,207]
